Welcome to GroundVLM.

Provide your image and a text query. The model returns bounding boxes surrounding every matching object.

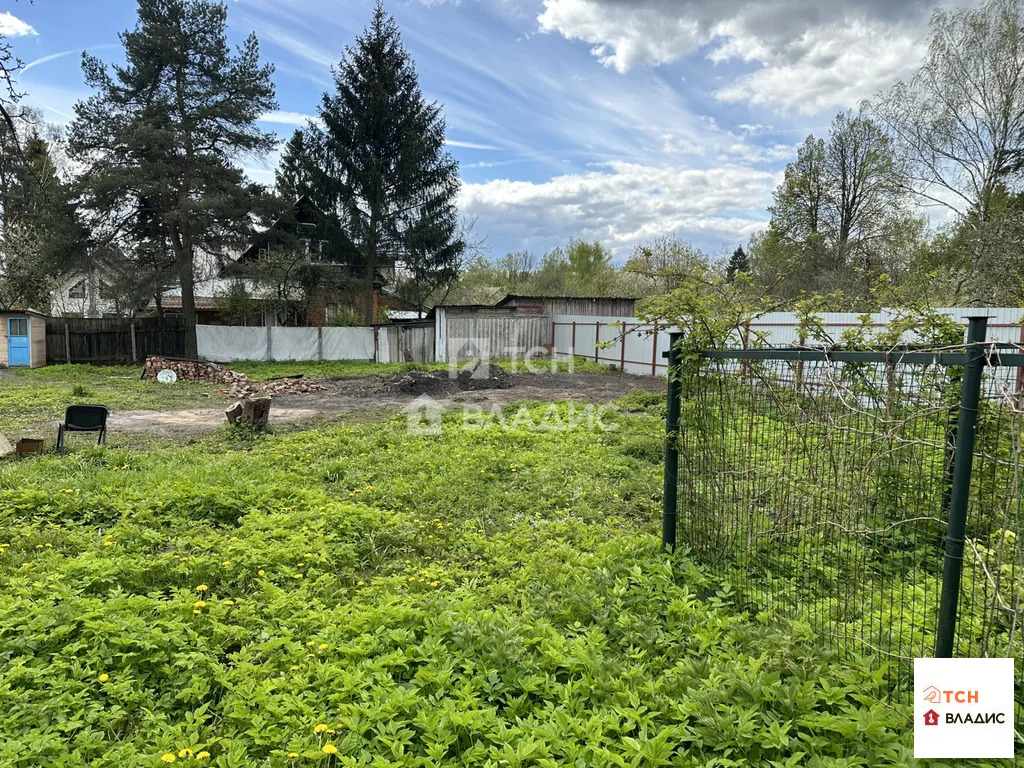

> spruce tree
[275,129,316,204]
[69,0,276,356]
[312,2,463,324]
[726,246,750,282]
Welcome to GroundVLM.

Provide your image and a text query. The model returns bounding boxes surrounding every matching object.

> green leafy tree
[877,0,1024,299]
[760,108,911,307]
[566,238,614,293]
[310,2,464,324]
[624,235,709,294]
[69,0,277,357]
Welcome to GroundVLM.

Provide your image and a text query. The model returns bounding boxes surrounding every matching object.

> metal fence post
[935,315,990,658]
[662,332,683,553]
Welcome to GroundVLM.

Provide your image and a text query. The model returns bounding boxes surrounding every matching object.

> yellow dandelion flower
[288,753,299,759]
[306,640,316,647]
[318,643,328,650]
[178,748,193,758]
[356,580,365,586]
[160,754,176,764]
[290,665,299,671]
[294,573,303,579]
[103,540,114,546]
[196,752,210,760]
[195,585,208,592]
[193,609,201,615]
[258,570,265,576]
[194,600,206,608]
[322,744,339,755]
[430,581,439,587]
[314,723,329,733]
[98,673,109,683]
[223,599,235,606]
[222,560,232,567]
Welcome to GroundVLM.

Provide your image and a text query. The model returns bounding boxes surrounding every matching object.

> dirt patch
[378,362,514,397]
[105,370,665,441]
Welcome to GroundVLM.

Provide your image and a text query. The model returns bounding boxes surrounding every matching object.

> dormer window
[68,280,86,299]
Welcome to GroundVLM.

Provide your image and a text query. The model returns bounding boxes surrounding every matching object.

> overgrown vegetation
[0,398,932,766]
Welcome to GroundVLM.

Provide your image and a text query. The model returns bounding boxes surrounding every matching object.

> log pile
[144,356,244,384]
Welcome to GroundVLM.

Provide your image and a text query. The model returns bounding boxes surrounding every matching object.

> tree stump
[225,397,271,431]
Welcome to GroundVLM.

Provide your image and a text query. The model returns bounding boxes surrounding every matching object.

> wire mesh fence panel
[675,345,1024,713]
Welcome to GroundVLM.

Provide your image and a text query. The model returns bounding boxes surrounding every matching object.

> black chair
[57,405,109,454]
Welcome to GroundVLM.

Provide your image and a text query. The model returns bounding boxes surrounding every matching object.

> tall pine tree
[311,2,463,324]
[69,0,276,356]
[0,120,86,308]
[726,246,749,282]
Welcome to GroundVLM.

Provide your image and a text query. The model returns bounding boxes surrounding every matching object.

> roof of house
[159,297,221,311]
[495,294,638,306]
[0,308,48,318]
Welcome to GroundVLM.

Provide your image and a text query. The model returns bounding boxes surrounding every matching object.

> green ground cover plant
[0,398,926,766]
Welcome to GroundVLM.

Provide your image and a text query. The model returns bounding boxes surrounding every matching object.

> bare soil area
[110,371,664,440]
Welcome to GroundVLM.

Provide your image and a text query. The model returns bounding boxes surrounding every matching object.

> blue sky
[3,0,965,261]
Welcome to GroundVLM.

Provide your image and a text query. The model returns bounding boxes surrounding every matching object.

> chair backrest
[64,405,109,430]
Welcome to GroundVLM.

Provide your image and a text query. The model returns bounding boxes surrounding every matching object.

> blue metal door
[7,317,29,366]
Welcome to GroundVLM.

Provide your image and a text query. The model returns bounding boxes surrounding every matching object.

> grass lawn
[0,365,218,438]
[0,389,918,767]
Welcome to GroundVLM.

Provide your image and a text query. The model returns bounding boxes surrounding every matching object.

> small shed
[0,309,47,368]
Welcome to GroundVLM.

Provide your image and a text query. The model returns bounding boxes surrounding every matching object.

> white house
[50,267,120,318]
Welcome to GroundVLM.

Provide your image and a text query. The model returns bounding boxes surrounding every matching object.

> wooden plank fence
[45,317,186,365]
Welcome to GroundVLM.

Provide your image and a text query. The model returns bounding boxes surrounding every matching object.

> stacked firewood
[144,356,243,384]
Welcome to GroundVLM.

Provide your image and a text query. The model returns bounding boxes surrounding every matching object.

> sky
[1,0,973,261]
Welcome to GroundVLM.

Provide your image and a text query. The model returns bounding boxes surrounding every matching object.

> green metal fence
[663,317,1024,712]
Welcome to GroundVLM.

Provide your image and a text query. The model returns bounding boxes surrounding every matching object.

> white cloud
[445,139,503,150]
[538,0,703,73]
[259,110,321,127]
[0,12,36,38]
[536,0,945,113]
[459,161,776,255]
[713,21,925,115]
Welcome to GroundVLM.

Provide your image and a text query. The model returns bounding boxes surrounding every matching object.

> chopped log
[225,402,244,425]
[244,397,272,431]
[226,396,272,431]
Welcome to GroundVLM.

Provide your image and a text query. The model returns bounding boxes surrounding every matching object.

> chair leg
[57,424,65,455]
[98,428,106,446]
